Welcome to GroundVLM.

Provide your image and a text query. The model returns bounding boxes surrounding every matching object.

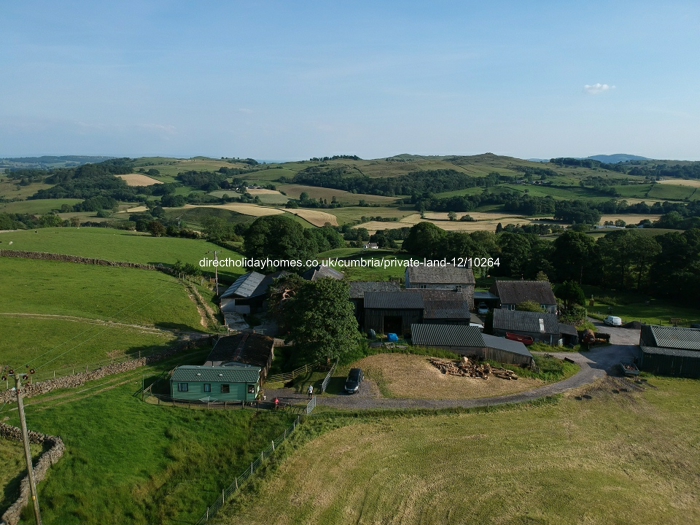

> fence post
[222,489,225,505]
[235,477,238,490]
[261,451,264,462]
[206,507,209,520]
[251,462,254,474]
[272,439,275,451]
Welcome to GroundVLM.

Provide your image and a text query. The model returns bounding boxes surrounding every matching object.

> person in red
[274,397,280,410]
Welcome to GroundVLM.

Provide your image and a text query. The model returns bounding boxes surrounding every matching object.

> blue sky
[1,0,699,160]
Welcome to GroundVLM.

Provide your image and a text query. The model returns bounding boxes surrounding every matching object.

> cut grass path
[0,227,246,279]
[223,377,700,525]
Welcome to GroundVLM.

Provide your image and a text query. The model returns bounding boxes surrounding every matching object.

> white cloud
[584,83,615,95]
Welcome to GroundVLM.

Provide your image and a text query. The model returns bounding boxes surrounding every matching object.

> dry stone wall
[0,337,214,404]
[0,423,65,525]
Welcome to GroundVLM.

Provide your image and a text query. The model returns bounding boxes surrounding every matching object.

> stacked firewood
[428,357,519,380]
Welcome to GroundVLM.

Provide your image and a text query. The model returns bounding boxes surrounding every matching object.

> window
[456,285,462,291]
[177,383,188,392]
[203,384,211,393]
[221,384,230,393]
[247,385,255,394]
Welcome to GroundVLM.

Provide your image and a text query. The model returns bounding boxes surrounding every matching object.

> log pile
[428,357,519,380]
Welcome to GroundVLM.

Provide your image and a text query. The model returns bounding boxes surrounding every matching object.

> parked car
[344,368,364,394]
[604,315,622,326]
[477,302,489,315]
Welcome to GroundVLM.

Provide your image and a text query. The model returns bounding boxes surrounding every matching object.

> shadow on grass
[0,443,49,517]
[154,322,206,333]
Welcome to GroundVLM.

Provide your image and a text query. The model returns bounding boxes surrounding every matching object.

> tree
[535,271,549,282]
[516,301,542,312]
[147,221,166,237]
[285,279,362,362]
[402,222,446,259]
[554,281,586,310]
[448,211,457,221]
[551,231,599,284]
[244,215,315,268]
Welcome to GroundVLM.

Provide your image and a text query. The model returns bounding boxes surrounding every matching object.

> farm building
[491,280,557,313]
[302,264,344,281]
[220,270,288,314]
[492,309,561,345]
[205,332,275,379]
[170,365,261,403]
[410,324,533,366]
[638,325,700,378]
[364,291,424,336]
[405,264,475,309]
[349,281,402,326]
[362,289,471,335]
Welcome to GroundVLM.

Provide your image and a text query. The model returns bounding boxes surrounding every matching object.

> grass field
[0,258,204,331]
[222,377,700,525]
[0,198,82,214]
[0,354,295,525]
[0,227,246,279]
[0,440,43,515]
[276,184,400,205]
[0,179,54,200]
[356,212,538,234]
[587,298,700,327]
[0,316,176,382]
[330,206,416,225]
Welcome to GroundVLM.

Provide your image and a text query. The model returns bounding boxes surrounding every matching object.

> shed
[349,281,402,326]
[205,333,275,379]
[416,289,471,325]
[220,270,288,314]
[405,264,475,309]
[302,264,345,281]
[491,280,557,313]
[170,365,261,403]
[410,324,532,366]
[638,325,700,378]
[492,309,561,345]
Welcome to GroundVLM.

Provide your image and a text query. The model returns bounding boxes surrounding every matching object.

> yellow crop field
[184,204,285,217]
[658,179,700,187]
[116,174,163,186]
[286,209,339,226]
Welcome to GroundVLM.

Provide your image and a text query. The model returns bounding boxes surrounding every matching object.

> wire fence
[321,359,338,393]
[194,396,317,524]
[266,362,318,384]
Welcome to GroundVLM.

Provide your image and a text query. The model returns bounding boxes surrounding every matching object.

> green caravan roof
[172,365,260,383]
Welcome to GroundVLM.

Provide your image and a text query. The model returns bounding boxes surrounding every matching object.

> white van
[604,316,622,326]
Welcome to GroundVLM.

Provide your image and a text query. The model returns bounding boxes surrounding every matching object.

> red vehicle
[505,332,535,345]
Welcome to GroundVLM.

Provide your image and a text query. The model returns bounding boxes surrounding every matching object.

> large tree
[243,215,315,268]
[551,231,600,284]
[402,222,446,259]
[285,278,362,363]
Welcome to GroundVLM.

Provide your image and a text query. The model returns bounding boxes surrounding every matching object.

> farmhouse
[205,332,275,379]
[405,264,475,309]
[491,280,557,313]
[492,309,561,345]
[410,324,533,366]
[170,365,261,403]
[638,325,700,378]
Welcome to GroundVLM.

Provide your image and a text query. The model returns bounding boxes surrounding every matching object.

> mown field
[223,377,700,525]
[0,352,296,525]
[0,227,246,279]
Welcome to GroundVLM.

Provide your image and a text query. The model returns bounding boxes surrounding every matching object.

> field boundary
[0,423,65,525]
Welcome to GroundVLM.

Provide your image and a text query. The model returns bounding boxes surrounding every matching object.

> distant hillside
[0,155,115,169]
[587,154,650,164]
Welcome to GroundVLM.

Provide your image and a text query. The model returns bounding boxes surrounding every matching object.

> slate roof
[641,346,700,358]
[645,326,700,351]
[205,333,275,368]
[364,291,424,309]
[411,324,484,347]
[558,323,579,336]
[493,280,557,306]
[423,300,471,320]
[349,281,401,299]
[406,264,475,285]
[492,309,560,335]
[172,365,260,383]
[221,272,266,299]
[481,334,533,358]
[303,265,345,281]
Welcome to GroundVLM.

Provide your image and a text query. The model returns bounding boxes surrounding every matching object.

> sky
[1,0,699,160]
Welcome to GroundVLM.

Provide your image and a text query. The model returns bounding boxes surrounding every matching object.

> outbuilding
[638,325,700,378]
[170,365,261,403]
[492,309,561,345]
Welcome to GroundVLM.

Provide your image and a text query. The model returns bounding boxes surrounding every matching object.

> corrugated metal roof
[481,334,533,358]
[406,264,475,285]
[303,265,345,281]
[493,280,557,306]
[172,365,260,383]
[220,272,266,299]
[558,323,579,336]
[492,309,559,334]
[411,324,484,347]
[641,346,700,358]
[649,326,700,351]
[364,291,424,309]
[349,281,401,299]
[205,333,274,368]
[423,301,471,320]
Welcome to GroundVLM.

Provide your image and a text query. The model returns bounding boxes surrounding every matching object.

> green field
[329,206,415,225]
[222,378,700,525]
[0,227,246,279]
[0,439,43,515]
[1,355,295,525]
[0,317,176,381]
[588,298,700,327]
[0,198,82,214]
[276,184,400,205]
[0,258,203,330]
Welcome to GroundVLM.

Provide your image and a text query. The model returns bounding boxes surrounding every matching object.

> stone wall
[0,423,65,525]
[0,249,176,276]
[0,337,214,404]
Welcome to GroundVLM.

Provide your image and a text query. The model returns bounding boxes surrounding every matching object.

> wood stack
[428,357,518,380]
